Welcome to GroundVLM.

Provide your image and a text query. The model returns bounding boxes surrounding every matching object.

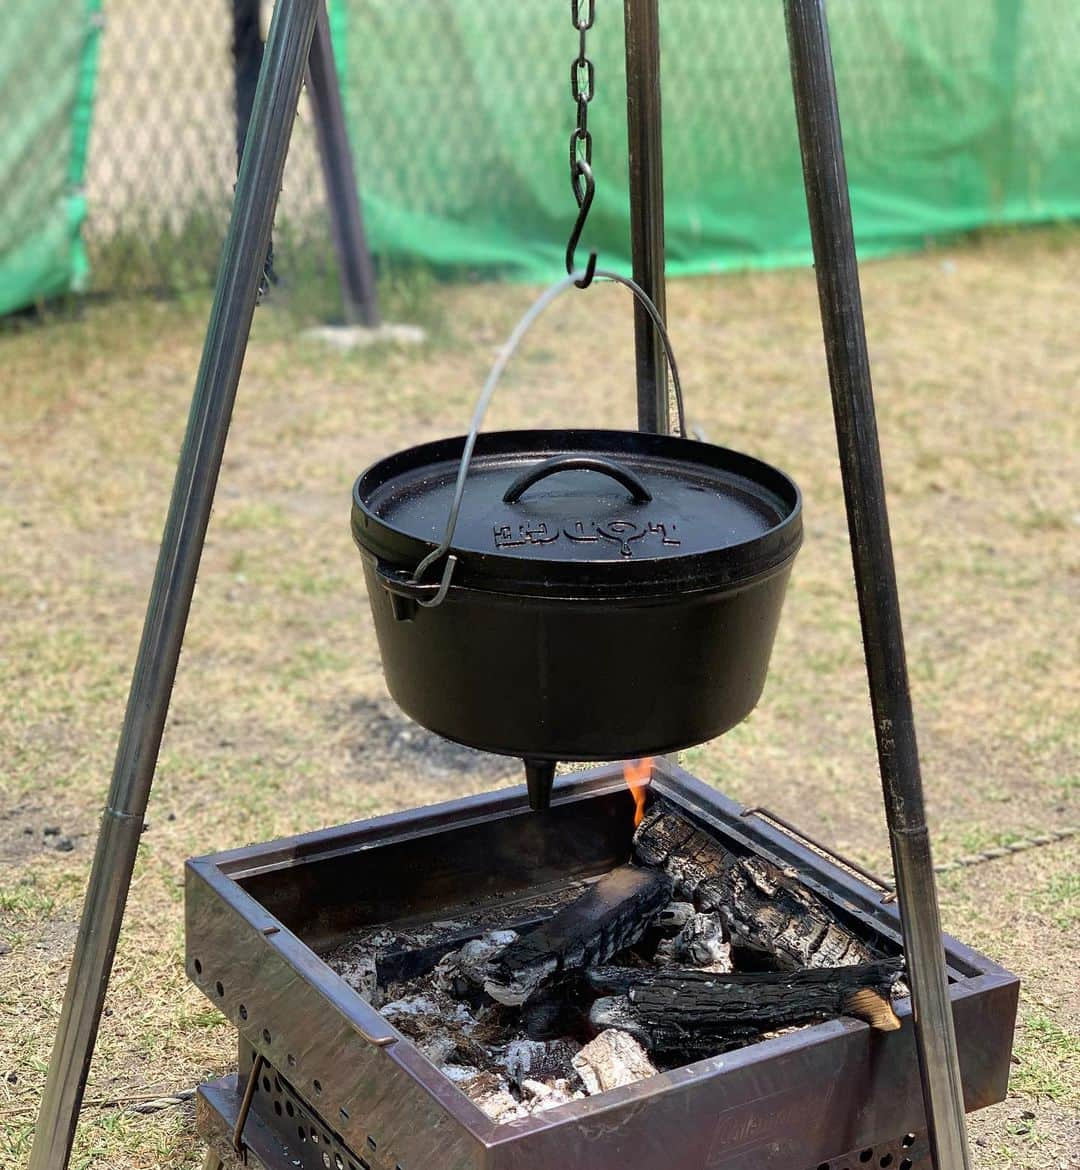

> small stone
[22,826,33,836]
[43,825,60,837]
[54,837,75,852]
[302,322,427,350]
[6,1071,17,1084]
[167,812,176,822]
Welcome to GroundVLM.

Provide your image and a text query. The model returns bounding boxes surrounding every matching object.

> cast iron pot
[351,428,801,808]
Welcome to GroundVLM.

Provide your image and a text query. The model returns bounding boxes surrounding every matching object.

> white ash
[433,929,519,996]
[330,926,399,1005]
[381,993,473,1026]
[520,1078,585,1111]
[334,952,380,1003]
[655,912,732,970]
[571,1029,657,1094]
[654,901,696,933]
[459,1071,529,1124]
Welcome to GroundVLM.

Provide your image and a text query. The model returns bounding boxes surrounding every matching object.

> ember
[323,797,904,1121]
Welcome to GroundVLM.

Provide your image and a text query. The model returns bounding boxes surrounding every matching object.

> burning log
[571,1029,657,1093]
[586,959,903,1055]
[719,853,877,970]
[482,866,673,1006]
[634,801,877,971]
[633,804,731,910]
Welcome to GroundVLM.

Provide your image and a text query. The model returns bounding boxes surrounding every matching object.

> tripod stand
[29,4,972,1168]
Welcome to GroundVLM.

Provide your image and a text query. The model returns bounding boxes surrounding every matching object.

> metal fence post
[307,2,381,327]
[783,3,973,1168]
[27,3,320,1167]
[232,0,263,166]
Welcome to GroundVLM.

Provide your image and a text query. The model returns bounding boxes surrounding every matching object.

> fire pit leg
[27,3,321,1169]
[784,3,972,1169]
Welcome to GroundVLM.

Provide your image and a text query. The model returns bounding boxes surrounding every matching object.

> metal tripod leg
[783,3,972,1168]
[27,2,321,1167]
[624,0,669,434]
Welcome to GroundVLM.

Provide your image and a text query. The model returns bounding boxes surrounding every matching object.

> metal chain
[927,824,1077,879]
[569,0,596,192]
[566,0,598,286]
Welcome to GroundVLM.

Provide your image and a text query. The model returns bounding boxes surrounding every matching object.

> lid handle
[502,455,652,505]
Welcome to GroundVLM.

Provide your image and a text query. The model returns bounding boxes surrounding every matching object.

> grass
[1011,1011,1079,1102]
[1,227,1078,1168]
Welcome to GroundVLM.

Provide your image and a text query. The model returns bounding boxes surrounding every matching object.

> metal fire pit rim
[186,763,1019,1168]
[197,764,631,881]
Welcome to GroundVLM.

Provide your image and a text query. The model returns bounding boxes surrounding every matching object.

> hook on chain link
[566,159,598,288]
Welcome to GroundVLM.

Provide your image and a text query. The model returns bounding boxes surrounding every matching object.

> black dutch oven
[351,427,802,809]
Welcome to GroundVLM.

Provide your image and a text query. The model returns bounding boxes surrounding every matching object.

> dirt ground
[1,229,1077,1168]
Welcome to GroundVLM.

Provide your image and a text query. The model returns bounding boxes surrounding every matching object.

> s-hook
[566,159,598,287]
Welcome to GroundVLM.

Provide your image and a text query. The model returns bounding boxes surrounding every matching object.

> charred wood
[504,1038,582,1090]
[719,853,877,970]
[376,913,554,987]
[654,910,731,970]
[481,866,672,1006]
[588,995,759,1059]
[586,958,903,1054]
[633,805,731,910]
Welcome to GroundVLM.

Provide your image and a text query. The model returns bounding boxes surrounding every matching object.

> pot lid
[352,429,801,595]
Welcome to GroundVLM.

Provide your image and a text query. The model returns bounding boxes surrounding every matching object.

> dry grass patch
[1,227,1077,1167]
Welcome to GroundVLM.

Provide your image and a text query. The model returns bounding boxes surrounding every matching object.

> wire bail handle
[409,271,688,608]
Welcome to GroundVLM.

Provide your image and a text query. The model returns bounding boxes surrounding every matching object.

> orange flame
[623,757,653,829]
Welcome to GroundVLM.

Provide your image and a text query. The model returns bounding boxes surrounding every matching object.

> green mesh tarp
[330,0,1080,278]
[0,0,101,315]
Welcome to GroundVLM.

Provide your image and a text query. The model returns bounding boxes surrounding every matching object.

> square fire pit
[186,760,1017,1170]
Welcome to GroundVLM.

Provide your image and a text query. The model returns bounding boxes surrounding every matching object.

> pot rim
[352,429,802,599]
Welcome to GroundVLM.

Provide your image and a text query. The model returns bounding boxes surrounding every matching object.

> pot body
[361,554,793,762]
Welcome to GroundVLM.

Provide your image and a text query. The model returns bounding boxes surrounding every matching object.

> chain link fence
[84,0,333,303]
[48,0,1080,309]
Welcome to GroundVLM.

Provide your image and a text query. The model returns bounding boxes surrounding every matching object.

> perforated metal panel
[802,1132,931,1170]
[235,1045,933,1170]
[240,1047,391,1170]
